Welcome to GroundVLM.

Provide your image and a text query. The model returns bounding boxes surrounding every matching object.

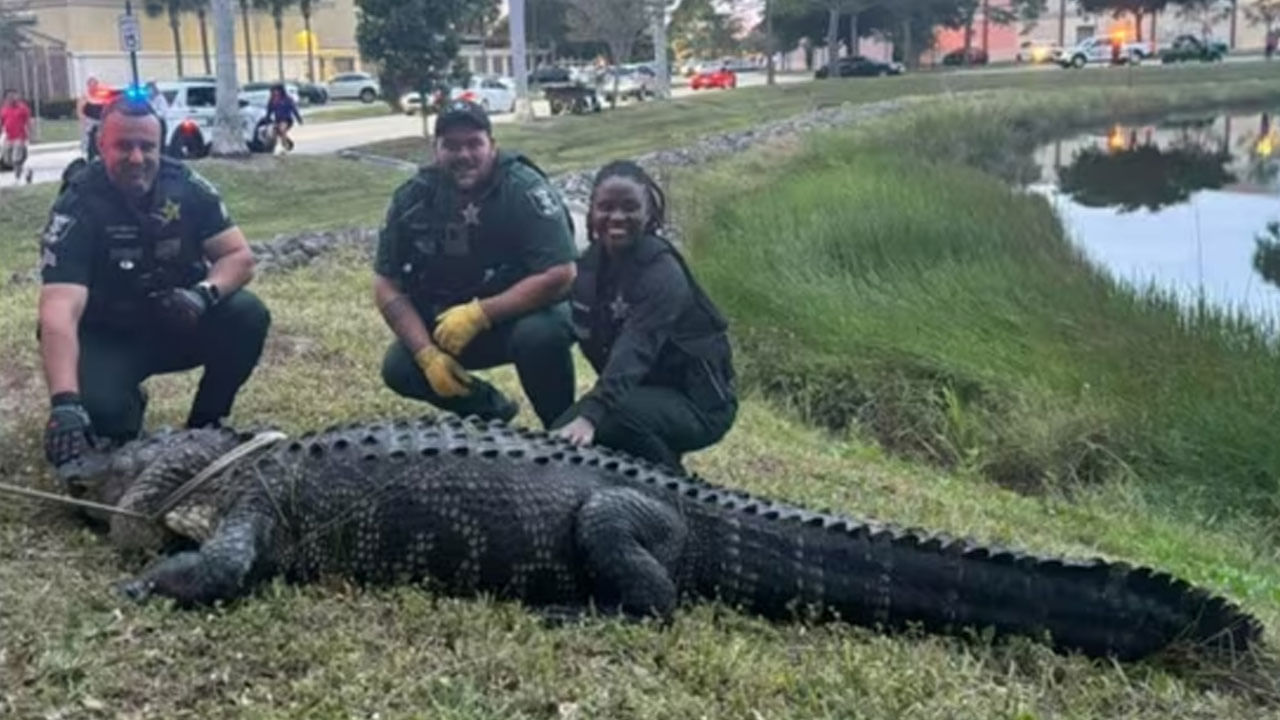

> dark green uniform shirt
[39,158,234,331]
[374,150,576,317]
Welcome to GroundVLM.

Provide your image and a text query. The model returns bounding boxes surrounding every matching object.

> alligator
[60,413,1263,662]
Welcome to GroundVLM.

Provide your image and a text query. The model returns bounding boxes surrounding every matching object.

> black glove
[44,392,94,468]
[153,284,213,331]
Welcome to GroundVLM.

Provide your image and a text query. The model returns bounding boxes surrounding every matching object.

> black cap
[434,98,492,136]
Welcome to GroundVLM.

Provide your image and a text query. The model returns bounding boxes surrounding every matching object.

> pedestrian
[0,88,33,184]
[36,94,271,473]
[265,84,302,152]
[373,99,578,428]
[552,160,737,472]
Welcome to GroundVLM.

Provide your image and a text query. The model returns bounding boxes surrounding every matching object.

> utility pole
[510,0,534,121]
[766,0,776,85]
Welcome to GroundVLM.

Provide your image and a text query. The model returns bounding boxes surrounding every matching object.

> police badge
[526,185,561,218]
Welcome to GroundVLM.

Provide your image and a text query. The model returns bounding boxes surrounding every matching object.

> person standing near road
[373,99,578,428]
[552,160,737,472]
[1,88,33,184]
[36,94,270,473]
[265,84,303,152]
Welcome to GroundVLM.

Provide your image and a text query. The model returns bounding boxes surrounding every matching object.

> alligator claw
[117,578,155,604]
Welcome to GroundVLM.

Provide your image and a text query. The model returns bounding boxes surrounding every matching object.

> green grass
[363,62,1280,173]
[4,73,1280,717]
[30,118,82,144]
[679,81,1280,526]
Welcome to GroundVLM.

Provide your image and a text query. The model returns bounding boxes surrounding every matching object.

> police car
[152,80,278,158]
[83,81,276,160]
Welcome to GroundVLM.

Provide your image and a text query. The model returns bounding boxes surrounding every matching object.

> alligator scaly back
[89,415,1263,661]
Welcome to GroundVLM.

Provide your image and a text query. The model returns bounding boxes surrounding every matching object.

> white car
[400,76,517,116]
[153,80,277,158]
[1058,36,1148,67]
[239,81,300,108]
[326,72,381,103]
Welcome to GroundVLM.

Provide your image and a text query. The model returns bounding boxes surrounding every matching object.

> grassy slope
[3,68,1280,717]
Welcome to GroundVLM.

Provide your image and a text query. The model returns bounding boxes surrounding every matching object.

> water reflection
[1029,110,1280,322]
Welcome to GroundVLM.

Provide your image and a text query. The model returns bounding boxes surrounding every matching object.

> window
[188,87,216,107]
[1076,26,1095,43]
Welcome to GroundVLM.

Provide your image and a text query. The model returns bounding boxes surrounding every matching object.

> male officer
[37,94,270,470]
[374,99,577,427]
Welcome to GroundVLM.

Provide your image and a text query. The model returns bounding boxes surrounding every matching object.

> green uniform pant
[382,303,576,428]
[78,289,271,442]
[552,387,737,472]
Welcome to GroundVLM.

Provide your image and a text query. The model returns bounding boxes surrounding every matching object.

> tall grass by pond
[682,82,1280,524]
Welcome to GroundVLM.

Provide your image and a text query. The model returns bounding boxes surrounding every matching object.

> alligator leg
[119,506,277,607]
[574,487,689,621]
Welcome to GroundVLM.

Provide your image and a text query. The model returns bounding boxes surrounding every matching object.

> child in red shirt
[1,88,33,183]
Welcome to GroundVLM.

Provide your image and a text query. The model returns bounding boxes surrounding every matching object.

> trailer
[542,82,602,116]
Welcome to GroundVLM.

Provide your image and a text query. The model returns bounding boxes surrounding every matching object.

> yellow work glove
[414,345,473,398]
[433,298,491,356]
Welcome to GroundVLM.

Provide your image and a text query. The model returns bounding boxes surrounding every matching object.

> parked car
[1160,34,1227,63]
[239,81,300,107]
[815,56,905,78]
[601,65,655,101]
[399,76,517,116]
[1015,40,1062,64]
[150,80,276,158]
[325,71,380,103]
[941,47,989,66]
[690,64,737,90]
[291,79,329,105]
[1057,35,1147,68]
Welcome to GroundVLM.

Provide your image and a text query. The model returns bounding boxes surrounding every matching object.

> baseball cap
[434,98,492,136]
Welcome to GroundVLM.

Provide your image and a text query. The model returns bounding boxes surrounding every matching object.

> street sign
[118,13,141,53]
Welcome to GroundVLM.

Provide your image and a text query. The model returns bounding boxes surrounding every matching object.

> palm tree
[211,0,248,155]
[259,0,297,80]
[299,0,315,82]
[192,0,213,75]
[144,0,187,77]
[238,0,255,81]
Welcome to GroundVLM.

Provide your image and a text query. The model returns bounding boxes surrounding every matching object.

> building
[934,0,1268,62]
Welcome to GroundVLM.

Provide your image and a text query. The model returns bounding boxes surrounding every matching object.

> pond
[1028,109,1280,323]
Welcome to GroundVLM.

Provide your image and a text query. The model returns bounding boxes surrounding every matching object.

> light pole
[510,0,534,121]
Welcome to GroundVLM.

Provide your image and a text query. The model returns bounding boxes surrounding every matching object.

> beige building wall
[4,0,365,94]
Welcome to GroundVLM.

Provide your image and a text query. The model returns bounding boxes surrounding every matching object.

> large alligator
[61,413,1262,661]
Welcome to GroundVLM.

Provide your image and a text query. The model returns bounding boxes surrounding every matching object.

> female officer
[553,160,737,472]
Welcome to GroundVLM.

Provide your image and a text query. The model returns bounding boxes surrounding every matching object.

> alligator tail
[686,501,1262,661]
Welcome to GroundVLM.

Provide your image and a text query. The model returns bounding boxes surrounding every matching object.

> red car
[690,67,736,90]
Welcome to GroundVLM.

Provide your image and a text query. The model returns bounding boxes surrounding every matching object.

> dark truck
[1160,34,1227,63]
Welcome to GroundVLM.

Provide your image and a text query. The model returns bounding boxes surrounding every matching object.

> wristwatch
[195,280,221,306]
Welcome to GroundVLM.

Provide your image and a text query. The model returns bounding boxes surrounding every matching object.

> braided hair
[587,160,667,245]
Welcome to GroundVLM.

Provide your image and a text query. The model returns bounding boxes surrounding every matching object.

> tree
[299,0,315,81]
[564,0,650,107]
[144,0,189,77]
[648,0,682,98]
[1074,0,1172,41]
[192,0,213,75]
[670,0,743,61]
[238,0,256,81]
[211,0,248,156]
[355,0,476,115]
[258,0,297,80]
[946,0,1045,63]
[1245,0,1280,33]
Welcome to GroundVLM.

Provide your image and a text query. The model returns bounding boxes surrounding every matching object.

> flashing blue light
[124,84,147,101]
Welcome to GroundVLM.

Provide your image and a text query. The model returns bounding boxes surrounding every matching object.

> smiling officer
[373,99,577,428]
[37,94,270,471]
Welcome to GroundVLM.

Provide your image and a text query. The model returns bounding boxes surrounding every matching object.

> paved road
[8,57,1270,188]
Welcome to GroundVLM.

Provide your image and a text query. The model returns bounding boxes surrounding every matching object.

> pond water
[1028,110,1280,323]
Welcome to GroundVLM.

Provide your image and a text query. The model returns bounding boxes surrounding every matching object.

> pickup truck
[1159,34,1228,63]
[1057,35,1148,68]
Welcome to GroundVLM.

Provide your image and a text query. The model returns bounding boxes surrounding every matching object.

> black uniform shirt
[39,158,233,330]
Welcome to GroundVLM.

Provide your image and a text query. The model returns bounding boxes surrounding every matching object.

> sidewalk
[28,140,79,154]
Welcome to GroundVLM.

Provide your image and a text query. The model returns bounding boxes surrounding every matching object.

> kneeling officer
[37,95,270,469]
[374,100,577,427]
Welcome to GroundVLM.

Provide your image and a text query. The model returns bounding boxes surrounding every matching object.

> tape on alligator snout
[149,431,289,522]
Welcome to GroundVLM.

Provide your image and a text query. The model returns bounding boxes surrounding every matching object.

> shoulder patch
[526,184,562,218]
[41,212,76,246]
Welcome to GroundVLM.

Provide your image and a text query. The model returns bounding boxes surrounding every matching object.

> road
[8,57,1267,188]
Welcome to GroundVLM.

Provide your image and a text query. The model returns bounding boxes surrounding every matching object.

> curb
[28,141,79,155]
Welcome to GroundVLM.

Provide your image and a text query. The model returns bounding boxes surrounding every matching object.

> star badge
[461,202,481,226]
[609,293,630,321]
[156,198,182,225]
